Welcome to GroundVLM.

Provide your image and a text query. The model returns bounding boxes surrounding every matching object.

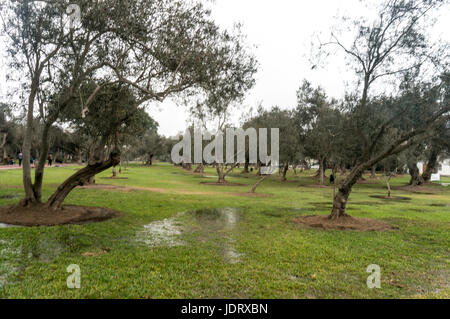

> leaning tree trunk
[250,175,268,193]
[384,173,392,198]
[408,161,424,186]
[282,163,289,181]
[329,165,364,220]
[45,150,121,210]
[422,149,439,183]
[86,176,96,185]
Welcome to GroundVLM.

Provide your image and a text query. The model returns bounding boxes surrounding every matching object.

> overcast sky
[147,0,363,136]
[1,0,448,137]
[147,0,449,136]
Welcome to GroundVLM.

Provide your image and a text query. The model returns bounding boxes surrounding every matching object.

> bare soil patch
[133,187,212,196]
[356,180,380,184]
[0,205,120,226]
[293,215,398,231]
[302,184,330,189]
[369,195,411,201]
[78,184,212,196]
[81,250,108,257]
[78,184,130,191]
[200,182,246,187]
[232,192,273,198]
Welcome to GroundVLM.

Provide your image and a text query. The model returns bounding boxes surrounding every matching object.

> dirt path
[77,184,272,198]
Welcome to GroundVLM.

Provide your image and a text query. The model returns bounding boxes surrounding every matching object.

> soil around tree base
[0,205,121,226]
[293,215,398,231]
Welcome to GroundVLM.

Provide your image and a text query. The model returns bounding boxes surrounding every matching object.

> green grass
[0,163,449,299]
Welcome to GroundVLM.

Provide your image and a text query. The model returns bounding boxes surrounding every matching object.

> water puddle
[136,208,243,264]
[0,239,20,289]
[191,208,239,231]
[0,233,69,289]
[137,217,185,247]
[29,237,64,263]
[223,238,242,264]
[190,208,242,264]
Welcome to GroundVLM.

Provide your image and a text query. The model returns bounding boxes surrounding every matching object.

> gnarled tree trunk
[216,163,238,184]
[384,172,392,198]
[329,165,364,220]
[422,148,439,183]
[370,165,376,179]
[45,150,121,210]
[216,165,226,183]
[408,161,424,186]
[194,163,204,174]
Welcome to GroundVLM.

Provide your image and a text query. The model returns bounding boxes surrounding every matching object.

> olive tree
[1,0,257,210]
[313,0,449,219]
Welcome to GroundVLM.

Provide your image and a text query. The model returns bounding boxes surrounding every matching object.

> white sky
[1,0,449,136]
[147,0,449,136]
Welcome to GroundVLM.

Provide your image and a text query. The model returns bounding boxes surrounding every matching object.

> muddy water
[137,208,243,264]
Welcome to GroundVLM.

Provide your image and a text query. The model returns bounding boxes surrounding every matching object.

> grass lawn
[0,163,449,298]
